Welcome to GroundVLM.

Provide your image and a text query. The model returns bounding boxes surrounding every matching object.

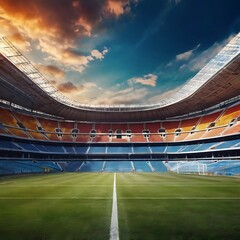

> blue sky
[0,0,239,104]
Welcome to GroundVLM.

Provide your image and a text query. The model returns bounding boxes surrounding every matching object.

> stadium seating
[129,123,146,142]
[59,121,75,141]
[13,112,43,139]
[0,160,61,175]
[133,161,152,172]
[145,122,165,142]
[163,121,180,142]
[94,123,110,142]
[104,161,133,172]
[0,108,29,138]
[150,161,168,172]
[215,104,240,126]
[37,117,59,141]
[79,161,104,172]
[0,103,239,144]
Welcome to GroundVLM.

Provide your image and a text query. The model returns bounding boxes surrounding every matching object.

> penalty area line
[110,173,119,240]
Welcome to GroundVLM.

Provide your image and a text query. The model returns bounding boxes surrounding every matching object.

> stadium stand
[0,34,239,175]
[37,117,59,141]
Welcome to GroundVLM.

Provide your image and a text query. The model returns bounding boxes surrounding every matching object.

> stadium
[0,1,240,239]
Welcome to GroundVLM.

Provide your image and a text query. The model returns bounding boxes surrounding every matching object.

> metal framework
[0,33,239,112]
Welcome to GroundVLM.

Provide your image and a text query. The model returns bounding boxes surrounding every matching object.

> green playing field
[0,172,239,240]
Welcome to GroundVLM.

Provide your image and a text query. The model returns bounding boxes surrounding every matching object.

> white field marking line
[110,173,119,240]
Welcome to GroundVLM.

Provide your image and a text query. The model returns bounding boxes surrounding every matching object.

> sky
[0,0,239,105]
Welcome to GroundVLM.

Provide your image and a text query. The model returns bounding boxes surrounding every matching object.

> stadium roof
[0,33,239,122]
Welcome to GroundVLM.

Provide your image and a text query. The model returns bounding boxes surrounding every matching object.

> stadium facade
[0,34,239,175]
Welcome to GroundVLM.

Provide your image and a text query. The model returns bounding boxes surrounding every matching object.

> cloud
[36,64,65,78]
[128,74,158,87]
[176,44,200,61]
[0,0,135,74]
[91,48,109,60]
[93,87,149,105]
[106,0,138,16]
[56,81,99,100]
[148,86,182,103]
[165,35,233,73]
[57,82,80,93]
[0,0,137,42]
[187,35,234,71]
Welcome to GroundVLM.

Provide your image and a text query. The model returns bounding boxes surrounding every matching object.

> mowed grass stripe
[0,173,114,240]
[117,173,240,240]
[0,196,240,200]
[0,197,112,199]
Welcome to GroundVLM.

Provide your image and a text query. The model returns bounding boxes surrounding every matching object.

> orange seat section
[60,122,75,142]
[37,117,59,141]
[0,108,29,138]
[14,112,47,140]
[129,123,146,142]
[216,104,240,126]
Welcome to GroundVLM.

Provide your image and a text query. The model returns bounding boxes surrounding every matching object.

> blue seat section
[74,146,89,154]
[63,146,75,153]
[88,146,106,154]
[133,161,152,172]
[15,142,40,152]
[38,161,62,171]
[194,142,216,151]
[34,144,48,152]
[0,139,20,150]
[180,144,200,152]
[150,145,166,153]
[133,146,150,153]
[64,161,83,172]
[0,160,62,175]
[80,161,104,172]
[104,161,132,172]
[214,139,240,149]
[107,146,132,154]
[42,145,65,153]
[166,145,184,153]
[150,161,168,172]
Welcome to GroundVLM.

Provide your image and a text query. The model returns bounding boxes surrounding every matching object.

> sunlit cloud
[107,0,139,16]
[0,0,128,75]
[91,87,149,105]
[148,86,182,103]
[91,48,109,60]
[36,64,65,79]
[128,74,158,87]
[176,44,200,61]
[57,82,80,93]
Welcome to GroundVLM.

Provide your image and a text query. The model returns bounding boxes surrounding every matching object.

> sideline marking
[110,173,119,240]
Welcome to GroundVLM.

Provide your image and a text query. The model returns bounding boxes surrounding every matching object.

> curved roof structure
[0,34,239,122]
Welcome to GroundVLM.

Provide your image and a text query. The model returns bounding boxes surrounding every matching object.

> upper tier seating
[59,121,75,142]
[13,112,47,140]
[0,108,29,138]
[0,103,239,143]
[37,117,59,141]
[129,123,146,142]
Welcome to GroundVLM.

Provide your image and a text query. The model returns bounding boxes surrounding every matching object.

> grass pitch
[0,172,240,240]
